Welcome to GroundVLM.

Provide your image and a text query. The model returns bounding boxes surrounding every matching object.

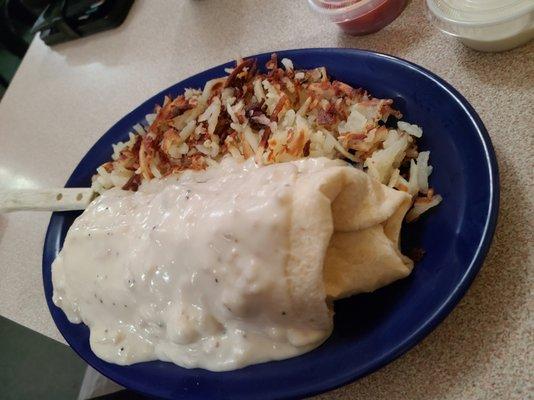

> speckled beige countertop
[0,1,532,398]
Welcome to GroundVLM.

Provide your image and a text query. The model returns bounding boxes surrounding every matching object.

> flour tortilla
[53,157,415,369]
[285,159,413,329]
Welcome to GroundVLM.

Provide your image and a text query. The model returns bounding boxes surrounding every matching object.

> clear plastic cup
[308,0,408,36]
[426,0,534,52]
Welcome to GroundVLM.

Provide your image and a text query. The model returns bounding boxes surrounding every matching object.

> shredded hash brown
[92,54,441,221]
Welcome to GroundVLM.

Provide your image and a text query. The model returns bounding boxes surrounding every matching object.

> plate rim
[42,47,500,400]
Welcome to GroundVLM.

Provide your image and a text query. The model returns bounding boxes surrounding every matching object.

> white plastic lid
[427,0,534,26]
[427,0,534,51]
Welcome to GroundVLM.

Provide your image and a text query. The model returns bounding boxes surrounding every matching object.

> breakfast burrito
[52,157,413,371]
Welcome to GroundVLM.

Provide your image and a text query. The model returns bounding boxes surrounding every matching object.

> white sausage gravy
[53,158,333,371]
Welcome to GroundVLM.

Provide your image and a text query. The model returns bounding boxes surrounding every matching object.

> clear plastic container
[308,0,408,36]
[426,0,534,52]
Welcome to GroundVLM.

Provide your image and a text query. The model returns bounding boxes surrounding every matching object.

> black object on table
[31,0,134,45]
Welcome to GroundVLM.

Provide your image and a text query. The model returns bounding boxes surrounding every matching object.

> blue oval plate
[42,48,499,400]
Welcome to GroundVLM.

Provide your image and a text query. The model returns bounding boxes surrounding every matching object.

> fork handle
[0,188,96,213]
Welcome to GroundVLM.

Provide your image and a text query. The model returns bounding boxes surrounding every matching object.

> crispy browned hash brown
[92,54,441,221]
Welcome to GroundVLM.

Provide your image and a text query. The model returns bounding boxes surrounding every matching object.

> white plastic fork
[0,188,96,213]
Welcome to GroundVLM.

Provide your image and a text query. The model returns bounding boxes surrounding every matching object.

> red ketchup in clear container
[308,0,408,36]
